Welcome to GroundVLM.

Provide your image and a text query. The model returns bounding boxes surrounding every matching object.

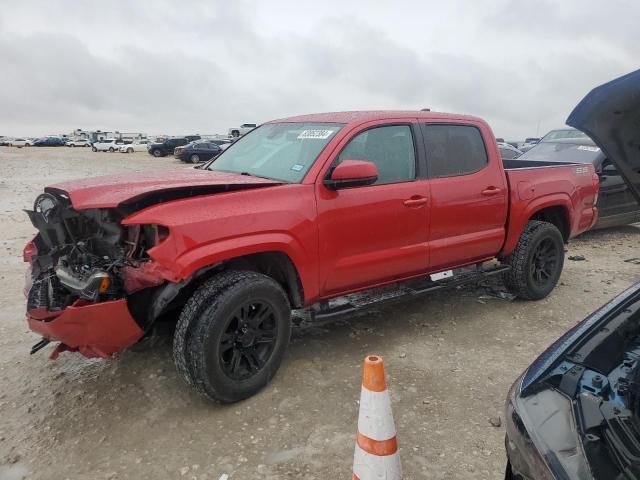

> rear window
[423,125,488,178]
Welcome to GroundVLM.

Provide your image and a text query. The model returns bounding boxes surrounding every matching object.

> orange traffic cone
[352,355,402,480]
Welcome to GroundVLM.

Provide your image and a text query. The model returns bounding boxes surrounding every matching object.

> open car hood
[567,69,640,202]
[46,169,281,210]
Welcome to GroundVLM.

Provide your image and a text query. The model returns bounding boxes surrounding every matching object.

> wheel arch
[529,205,570,242]
[502,195,573,257]
[217,251,305,309]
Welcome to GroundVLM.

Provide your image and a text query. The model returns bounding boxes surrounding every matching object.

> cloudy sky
[0,0,637,140]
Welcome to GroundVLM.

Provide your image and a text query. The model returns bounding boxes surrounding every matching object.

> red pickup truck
[24,111,599,403]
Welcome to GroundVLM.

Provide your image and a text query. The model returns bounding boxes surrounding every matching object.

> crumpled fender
[120,260,180,294]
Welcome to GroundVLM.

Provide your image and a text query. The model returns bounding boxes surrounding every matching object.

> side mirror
[324,160,378,190]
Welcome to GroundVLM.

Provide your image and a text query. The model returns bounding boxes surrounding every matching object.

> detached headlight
[506,377,593,480]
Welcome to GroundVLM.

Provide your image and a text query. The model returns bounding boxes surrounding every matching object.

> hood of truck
[567,68,640,202]
[46,169,282,209]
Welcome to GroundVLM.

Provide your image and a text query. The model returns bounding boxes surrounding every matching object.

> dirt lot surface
[0,146,638,479]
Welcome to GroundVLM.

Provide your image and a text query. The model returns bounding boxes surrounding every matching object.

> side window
[423,125,488,178]
[337,125,416,185]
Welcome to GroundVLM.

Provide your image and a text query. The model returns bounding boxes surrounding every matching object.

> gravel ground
[0,146,638,480]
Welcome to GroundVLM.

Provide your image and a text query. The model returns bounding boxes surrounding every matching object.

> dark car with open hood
[505,69,640,480]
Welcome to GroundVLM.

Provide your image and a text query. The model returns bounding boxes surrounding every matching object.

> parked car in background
[515,136,640,229]
[174,140,223,163]
[25,138,35,146]
[119,140,151,153]
[209,138,233,150]
[147,137,198,157]
[23,110,598,404]
[33,137,66,147]
[497,142,523,160]
[519,137,542,153]
[228,123,257,138]
[92,139,124,152]
[9,138,28,148]
[65,139,91,147]
[505,69,640,480]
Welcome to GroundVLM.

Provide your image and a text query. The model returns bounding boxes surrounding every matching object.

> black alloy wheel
[219,301,278,381]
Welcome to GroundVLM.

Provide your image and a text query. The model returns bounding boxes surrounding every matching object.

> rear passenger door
[421,123,508,270]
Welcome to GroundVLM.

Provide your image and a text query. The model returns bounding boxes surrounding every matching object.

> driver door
[315,123,430,297]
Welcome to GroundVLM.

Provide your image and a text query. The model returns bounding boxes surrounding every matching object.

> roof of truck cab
[267,111,485,125]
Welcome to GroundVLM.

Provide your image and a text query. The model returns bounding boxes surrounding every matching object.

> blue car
[174,140,223,163]
[33,137,66,147]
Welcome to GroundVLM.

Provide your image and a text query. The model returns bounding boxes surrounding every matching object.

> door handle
[403,196,428,208]
[481,187,502,196]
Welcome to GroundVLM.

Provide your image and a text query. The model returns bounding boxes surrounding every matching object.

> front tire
[127,148,134,153]
[173,271,291,404]
[503,220,564,300]
[109,147,115,152]
[92,146,97,152]
[152,149,163,157]
[231,130,240,138]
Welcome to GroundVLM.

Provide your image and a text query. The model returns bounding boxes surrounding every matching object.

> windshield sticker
[298,129,335,140]
[291,164,304,171]
[577,145,600,152]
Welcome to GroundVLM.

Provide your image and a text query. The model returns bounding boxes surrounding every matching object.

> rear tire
[127,148,134,153]
[503,220,564,300]
[152,149,163,157]
[173,271,291,404]
[189,154,200,164]
[231,130,240,138]
[92,146,97,152]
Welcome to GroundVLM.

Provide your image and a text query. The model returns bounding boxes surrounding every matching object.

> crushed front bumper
[27,299,144,359]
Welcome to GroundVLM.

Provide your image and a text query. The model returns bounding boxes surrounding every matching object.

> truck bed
[499,158,598,256]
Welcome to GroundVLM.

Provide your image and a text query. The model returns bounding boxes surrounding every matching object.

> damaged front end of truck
[24,190,179,359]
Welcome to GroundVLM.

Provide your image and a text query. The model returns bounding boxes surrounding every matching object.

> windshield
[541,129,589,142]
[208,122,343,182]
[519,141,602,163]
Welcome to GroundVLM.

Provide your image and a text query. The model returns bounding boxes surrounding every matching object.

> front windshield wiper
[239,171,285,182]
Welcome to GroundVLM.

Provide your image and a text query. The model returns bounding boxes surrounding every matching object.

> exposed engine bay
[25,191,168,313]
[544,295,640,478]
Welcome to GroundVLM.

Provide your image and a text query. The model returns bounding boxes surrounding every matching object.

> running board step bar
[302,264,511,323]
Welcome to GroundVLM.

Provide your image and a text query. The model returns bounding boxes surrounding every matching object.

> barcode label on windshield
[298,129,334,140]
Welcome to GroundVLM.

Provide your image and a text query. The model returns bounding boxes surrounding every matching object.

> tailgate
[501,162,598,256]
